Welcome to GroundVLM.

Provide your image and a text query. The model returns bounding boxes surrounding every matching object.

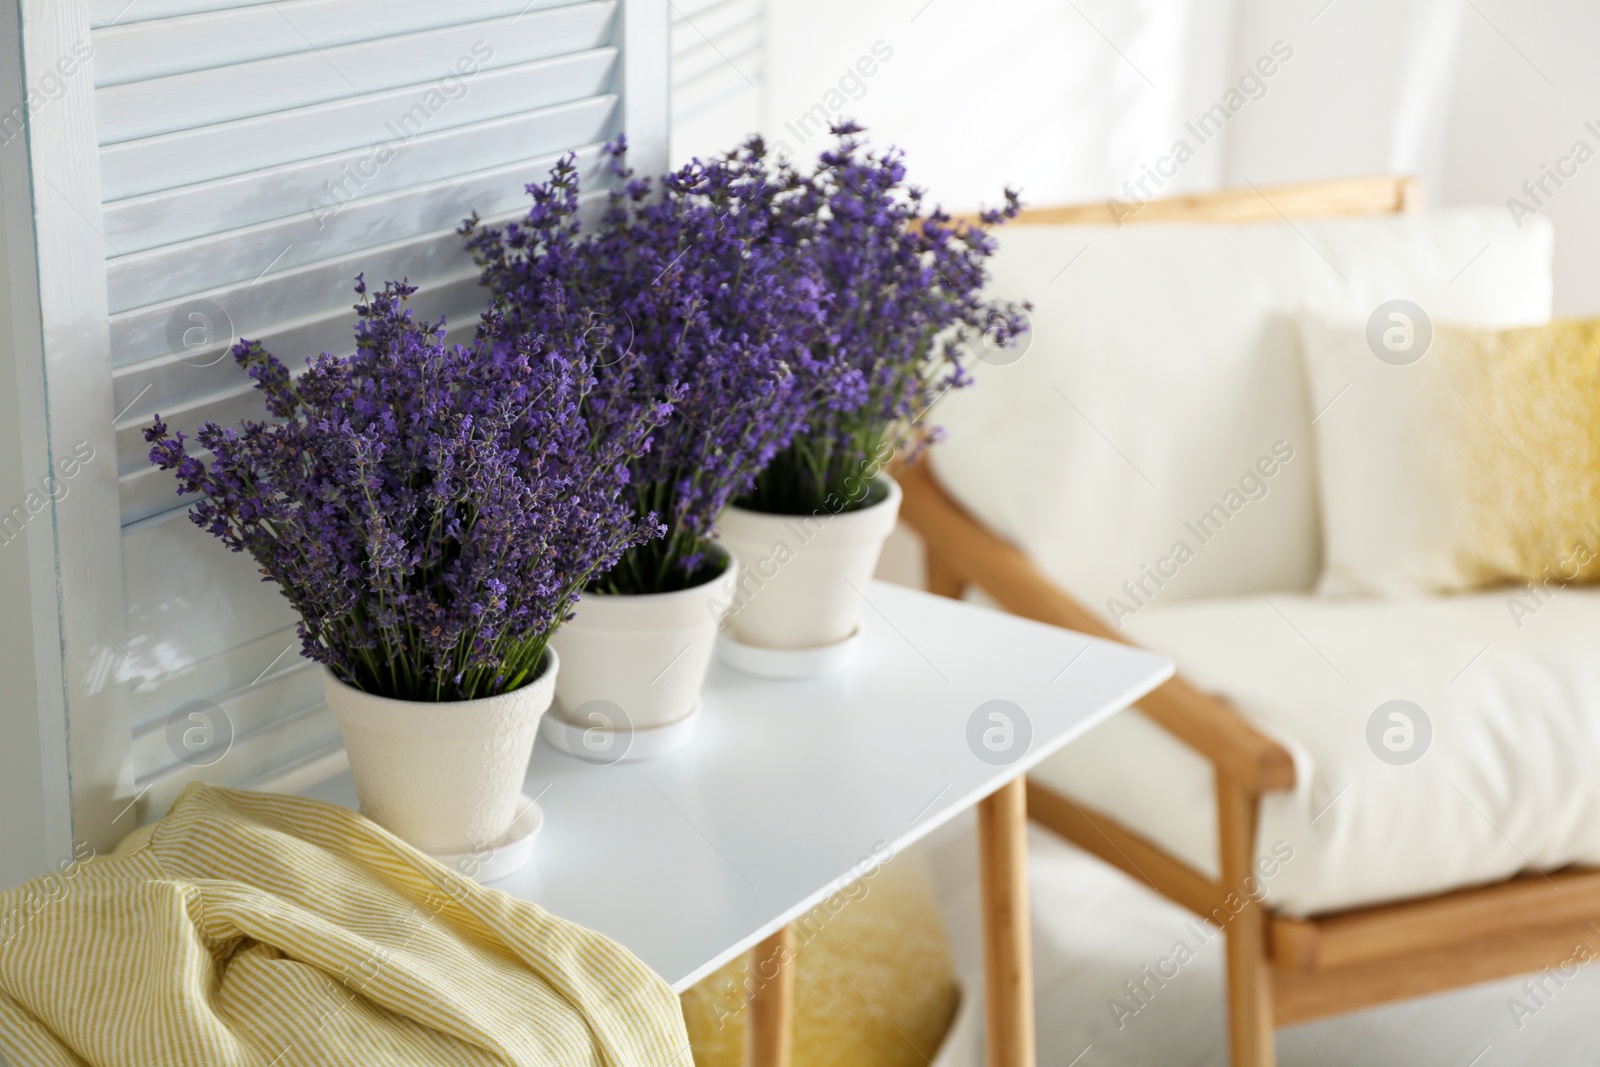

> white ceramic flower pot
[547,546,739,747]
[716,474,902,650]
[322,649,557,856]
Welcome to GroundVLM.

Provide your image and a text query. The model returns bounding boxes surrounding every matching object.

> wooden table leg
[747,925,796,1067]
[978,775,1036,1067]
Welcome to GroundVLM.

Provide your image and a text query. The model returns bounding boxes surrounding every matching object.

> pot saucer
[718,627,863,679]
[540,704,699,763]
[424,793,542,883]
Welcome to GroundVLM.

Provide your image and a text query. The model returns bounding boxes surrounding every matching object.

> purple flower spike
[145,280,664,702]
[740,122,1031,515]
[464,142,832,593]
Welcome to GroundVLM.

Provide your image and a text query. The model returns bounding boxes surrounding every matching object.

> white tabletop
[305,581,1172,992]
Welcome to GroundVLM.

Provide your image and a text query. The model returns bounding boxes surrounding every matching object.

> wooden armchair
[900,176,1600,1067]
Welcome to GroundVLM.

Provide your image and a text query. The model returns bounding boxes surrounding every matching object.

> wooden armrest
[896,460,1295,794]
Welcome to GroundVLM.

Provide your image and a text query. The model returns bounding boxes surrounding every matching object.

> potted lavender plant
[464,143,826,757]
[145,279,661,861]
[716,124,1028,662]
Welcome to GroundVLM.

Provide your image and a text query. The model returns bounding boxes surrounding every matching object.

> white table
[307,581,1172,1067]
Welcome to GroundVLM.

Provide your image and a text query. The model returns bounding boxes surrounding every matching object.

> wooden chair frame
[901,175,1600,1067]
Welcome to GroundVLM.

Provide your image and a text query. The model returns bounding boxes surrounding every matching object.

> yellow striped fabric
[0,784,692,1067]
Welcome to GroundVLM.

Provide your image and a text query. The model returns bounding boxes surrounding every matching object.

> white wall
[687,0,1600,311]
[1435,0,1600,314]
[1222,0,1600,314]
[1218,0,1465,196]
[759,0,1238,212]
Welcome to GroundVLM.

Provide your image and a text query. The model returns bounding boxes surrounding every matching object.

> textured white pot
[716,474,902,650]
[549,546,739,732]
[322,649,556,856]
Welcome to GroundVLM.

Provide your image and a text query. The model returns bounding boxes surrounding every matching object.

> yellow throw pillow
[1302,313,1600,596]
[680,852,960,1067]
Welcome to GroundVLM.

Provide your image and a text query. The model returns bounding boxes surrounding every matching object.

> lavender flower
[464,140,832,592]
[145,278,664,702]
[738,122,1030,515]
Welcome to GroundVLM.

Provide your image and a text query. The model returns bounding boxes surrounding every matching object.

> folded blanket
[0,783,692,1067]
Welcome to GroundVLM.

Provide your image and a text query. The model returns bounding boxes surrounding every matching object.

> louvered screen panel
[670,0,762,125]
[92,0,659,816]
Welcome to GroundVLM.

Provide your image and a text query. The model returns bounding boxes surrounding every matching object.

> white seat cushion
[931,209,1553,619]
[1033,588,1600,916]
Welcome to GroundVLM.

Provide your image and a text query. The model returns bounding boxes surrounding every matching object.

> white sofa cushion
[1032,587,1600,916]
[1301,313,1600,597]
[930,209,1553,625]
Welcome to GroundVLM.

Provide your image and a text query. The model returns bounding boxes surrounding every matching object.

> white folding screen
[0,0,668,857]
[670,0,761,125]
[668,0,761,162]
